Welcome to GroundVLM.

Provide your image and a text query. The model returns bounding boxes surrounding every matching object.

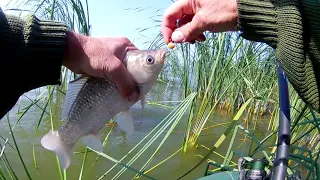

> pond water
[0,81,273,180]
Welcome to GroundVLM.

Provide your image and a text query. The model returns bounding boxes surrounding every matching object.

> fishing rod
[269,60,291,179]
[237,60,294,180]
[237,60,293,180]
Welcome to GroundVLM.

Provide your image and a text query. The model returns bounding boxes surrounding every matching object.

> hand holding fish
[63,31,140,102]
[161,0,238,44]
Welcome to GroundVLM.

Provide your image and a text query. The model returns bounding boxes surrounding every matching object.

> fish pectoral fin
[40,130,74,170]
[140,94,145,122]
[115,109,134,136]
[82,134,103,152]
[140,94,145,109]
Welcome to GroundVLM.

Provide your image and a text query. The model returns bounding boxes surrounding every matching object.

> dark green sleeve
[237,0,320,113]
[0,8,68,118]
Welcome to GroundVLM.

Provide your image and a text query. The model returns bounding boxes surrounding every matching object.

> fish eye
[146,55,154,64]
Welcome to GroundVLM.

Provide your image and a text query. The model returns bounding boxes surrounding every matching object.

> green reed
[147,22,320,178]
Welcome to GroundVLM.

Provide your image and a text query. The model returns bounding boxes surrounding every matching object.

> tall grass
[148,27,320,178]
[0,0,319,179]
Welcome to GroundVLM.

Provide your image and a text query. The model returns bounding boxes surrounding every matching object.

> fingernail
[128,90,139,102]
[172,30,185,43]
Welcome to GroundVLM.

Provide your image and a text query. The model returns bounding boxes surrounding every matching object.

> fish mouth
[160,49,166,64]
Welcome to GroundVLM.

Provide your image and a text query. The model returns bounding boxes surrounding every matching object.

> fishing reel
[238,158,269,180]
[237,158,301,180]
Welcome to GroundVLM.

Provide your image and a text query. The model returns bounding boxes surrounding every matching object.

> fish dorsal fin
[61,75,89,120]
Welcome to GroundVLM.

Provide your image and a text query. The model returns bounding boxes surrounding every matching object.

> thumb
[103,56,140,102]
[171,13,207,43]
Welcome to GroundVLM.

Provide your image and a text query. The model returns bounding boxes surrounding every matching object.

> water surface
[0,82,272,180]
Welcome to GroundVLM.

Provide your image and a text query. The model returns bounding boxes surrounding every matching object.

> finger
[120,37,138,51]
[103,56,140,102]
[177,15,206,42]
[197,34,206,41]
[171,12,208,43]
[161,0,194,44]
[177,14,194,28]
[110,37,138,60]
[189,34,206,42]
[178,16,206,42]
[187,34,206,42]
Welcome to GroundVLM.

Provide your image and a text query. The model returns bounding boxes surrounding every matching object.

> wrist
[237,0,277,48]
[231,0,240,31]
[63,31,88,73]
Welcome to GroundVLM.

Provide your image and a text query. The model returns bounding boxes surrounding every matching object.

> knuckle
[102,58,111,74]
[117,37,135,51]
[195,11,207,24]
[102,58,126,89]
[163,9,171,19]
[184,27,193,39]
[110,60,123,73]
[118,36,130,43]
[102,56,121,78]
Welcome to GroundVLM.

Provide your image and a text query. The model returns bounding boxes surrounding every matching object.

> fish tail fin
[82,134,103,152]
[40,130,74,170]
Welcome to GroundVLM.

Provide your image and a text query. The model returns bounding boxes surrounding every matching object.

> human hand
[161,0,239,44]
[63,31,139,102]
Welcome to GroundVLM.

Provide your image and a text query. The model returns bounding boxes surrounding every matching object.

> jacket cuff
[237,0,278,48]
[237,0,320,112]
[3,13,68,88]
[22,15,68,87]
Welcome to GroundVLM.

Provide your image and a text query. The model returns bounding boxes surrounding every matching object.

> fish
[40,49,166,170]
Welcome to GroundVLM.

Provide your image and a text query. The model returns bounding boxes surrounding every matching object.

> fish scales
[59,77,133,146]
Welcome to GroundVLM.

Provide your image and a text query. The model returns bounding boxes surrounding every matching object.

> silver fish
[40,49,166,170]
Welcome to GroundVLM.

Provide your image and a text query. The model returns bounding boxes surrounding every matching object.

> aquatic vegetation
[0,0,319,179]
